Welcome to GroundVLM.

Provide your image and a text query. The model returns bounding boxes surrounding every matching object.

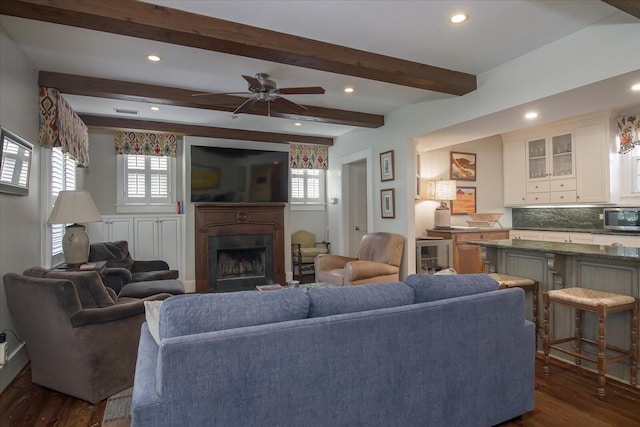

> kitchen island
[467,238,639,390]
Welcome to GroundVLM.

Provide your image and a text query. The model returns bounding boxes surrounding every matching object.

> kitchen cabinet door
[575,122,608,203]
[503,139,527,206]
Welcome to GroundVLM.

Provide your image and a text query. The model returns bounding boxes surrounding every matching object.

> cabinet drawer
[456,231,510,243]
[526,193,550,204]
[549,178,576,192]
[526,181,549,193]
[550,190,577,203]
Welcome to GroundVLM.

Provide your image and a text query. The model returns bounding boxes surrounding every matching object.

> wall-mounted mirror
[0,127,33,196]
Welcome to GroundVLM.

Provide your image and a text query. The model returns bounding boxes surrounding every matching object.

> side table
[50,260,107,274]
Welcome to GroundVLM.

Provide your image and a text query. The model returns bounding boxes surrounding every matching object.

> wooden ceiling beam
[79,114,334,146]
[602,0,640,19]
[38,71,384,128]
[1,0,477,96]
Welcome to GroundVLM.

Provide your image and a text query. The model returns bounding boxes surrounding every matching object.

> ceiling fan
[193,73,325,115]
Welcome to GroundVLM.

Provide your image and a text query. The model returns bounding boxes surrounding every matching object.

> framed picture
[450,151,476,181]
[380,188,395,218]
[451,186,476,215]
[380,150,395,181]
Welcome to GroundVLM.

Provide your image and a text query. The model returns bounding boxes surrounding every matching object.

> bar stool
[543,287,638,399]
[489,273,539,347]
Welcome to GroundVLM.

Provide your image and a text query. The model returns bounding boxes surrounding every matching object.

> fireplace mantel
[195,203,285,293]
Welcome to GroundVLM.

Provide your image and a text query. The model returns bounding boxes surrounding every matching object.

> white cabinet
[592,234,640,247]
[542,231,592,244]
[510,230,544,240]
[134,215,183,274]
[503,139,527,206]
[87,214,184,276]
[503,113,614,206]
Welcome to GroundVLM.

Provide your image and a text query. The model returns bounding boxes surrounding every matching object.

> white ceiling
[0,0,632,139]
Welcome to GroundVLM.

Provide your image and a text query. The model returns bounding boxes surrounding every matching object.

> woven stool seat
[489,273,536,289]
[547,287,635,307]
[543,287,638,399]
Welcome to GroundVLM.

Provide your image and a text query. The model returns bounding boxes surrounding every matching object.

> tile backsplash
[512,207,603,230]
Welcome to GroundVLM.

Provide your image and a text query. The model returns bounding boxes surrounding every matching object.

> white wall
[0,27,40,392]
[327,12,640,278]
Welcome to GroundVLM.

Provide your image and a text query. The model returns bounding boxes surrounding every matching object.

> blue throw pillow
[160,288,310,339]
[307,282,414,317]
[405,273,498,303]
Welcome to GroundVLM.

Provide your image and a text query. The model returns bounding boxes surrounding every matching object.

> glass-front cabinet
[526,133,575,181]
[416,238,453,274]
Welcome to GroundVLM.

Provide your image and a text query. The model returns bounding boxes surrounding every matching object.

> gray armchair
[88,240,178,293]
[3,267,172,403]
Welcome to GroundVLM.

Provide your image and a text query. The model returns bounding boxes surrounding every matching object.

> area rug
[101,387,132,427]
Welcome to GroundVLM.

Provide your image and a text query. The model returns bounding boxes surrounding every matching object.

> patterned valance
[289,143,328,169]
[114,131,177,157]
[39,87,90,167]
[617,114,640,154]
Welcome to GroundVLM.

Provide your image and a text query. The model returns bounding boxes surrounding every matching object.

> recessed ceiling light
[150,106,160,111]
[147,54,162,62]
[344,87,354,93]
[525,111,538,120]
[632,83,640,91]
[450,13,467,24]
[294,122,302,126]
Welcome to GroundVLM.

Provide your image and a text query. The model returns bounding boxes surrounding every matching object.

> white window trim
[632,155,640,194]
[116,154,177,213]
[290,168,326,211]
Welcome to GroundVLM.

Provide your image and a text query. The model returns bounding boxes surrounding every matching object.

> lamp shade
[422,180,457,201]
[47,190,102,225]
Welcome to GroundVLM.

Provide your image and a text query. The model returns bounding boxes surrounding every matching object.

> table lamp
[422,180,457,229]
[47,190,103,265]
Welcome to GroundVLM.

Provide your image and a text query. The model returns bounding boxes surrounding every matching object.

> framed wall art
[380,188,395,218]
[380,150,395,181]
[450,151,476,181]
[451,186,476,215]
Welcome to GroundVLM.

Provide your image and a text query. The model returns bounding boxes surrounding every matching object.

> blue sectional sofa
[131,274,535,427]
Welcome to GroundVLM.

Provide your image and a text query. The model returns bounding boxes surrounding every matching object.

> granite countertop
[513,227,640,236]
[427,227,510,233]
[466,239,640,262]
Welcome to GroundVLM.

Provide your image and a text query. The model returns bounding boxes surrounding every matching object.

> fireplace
[195,203,285,293]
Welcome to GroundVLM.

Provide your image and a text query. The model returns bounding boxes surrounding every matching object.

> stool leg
[574,308,582,366]
[631,299,638,388]
[543,293,550,376]
[597,305,607,400]
[533,282,539,350]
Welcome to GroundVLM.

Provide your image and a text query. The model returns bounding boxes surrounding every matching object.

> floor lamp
[47,190,103,265]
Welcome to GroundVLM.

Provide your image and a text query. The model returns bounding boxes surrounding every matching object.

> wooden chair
[291,230,329,282]
[543,287,638,399]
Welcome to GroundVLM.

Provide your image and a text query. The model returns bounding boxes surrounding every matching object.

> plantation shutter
[50,147,76,256]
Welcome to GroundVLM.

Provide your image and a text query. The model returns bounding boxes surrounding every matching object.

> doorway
[344,159,368,257]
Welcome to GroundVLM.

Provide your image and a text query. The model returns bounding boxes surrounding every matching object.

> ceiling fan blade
[242,75,264,91]
[278,86,325,95]
[233,97,259,114]
[192,91,252,97]
[273,96,308,113]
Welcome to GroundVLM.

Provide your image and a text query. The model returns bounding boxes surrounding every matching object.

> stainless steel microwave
[603,208,640,231]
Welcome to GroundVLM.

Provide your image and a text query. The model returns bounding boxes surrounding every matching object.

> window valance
[289,143,328,169]
[39,87,89,167]
[114,131,177,157]
[617,114,640,154]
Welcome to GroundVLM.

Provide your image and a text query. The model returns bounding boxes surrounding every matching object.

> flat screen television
[191,145,289,203]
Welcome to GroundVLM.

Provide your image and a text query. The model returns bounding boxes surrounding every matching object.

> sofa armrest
[102,267,132,293]
[344,260,399,281]
[315,254,358,271]
[131,260,170,273]
[70,293,171,327]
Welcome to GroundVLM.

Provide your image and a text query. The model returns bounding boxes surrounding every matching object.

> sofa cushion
[89,240,135,269]
[307,282,414,317]
[44,270,116,308]
[160,288,309,339]
[119,279,184,298]
[405,273,499,303]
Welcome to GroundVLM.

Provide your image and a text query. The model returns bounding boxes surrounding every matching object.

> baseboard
[0,342,28,394]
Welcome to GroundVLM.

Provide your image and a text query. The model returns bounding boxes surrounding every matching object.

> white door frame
[338,149,374,256]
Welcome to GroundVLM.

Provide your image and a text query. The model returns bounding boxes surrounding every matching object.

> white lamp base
[62,224,90,265]
[434,202,451,229]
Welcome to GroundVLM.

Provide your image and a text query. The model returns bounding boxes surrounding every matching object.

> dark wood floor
[1,357,639,427]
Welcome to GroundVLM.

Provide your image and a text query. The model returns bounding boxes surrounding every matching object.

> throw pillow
[45,270,115,308]
[144,300,162,345]
[405,273,499,303]
[307,282,414,317]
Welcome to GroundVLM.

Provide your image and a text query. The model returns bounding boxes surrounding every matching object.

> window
[291,168,325,205]
[117,154,176,213]
[50,147,76,259]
